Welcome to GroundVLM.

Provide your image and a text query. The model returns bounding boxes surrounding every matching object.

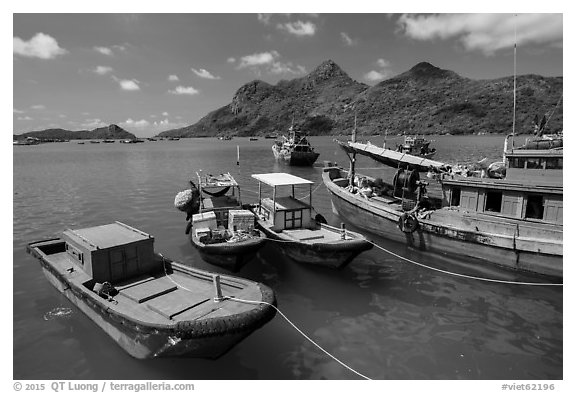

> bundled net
[174,189,196,212]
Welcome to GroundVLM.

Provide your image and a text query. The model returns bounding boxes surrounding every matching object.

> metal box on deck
[228,209,255,232]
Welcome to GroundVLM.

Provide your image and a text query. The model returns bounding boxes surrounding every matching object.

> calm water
[13,135,562,380]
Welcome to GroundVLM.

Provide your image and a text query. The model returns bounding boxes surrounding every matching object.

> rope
[158,253,371,380]
[369,241,562,286]
[543,94,563,131]
[297,182,324,200]
[224,296,371,380]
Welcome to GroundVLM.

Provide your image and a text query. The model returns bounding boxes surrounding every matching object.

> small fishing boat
[103,139,115,143]
[272,125,319,166]
[27,221,276,359]
[249,173,372,268]
[250,137,259,141]
[186,173,266,272]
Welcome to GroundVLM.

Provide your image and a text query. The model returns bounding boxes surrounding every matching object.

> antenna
[512,14,517,149]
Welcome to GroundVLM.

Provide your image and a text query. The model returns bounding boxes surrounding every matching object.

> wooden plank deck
[146,288,210,319]
[119,277,177,303]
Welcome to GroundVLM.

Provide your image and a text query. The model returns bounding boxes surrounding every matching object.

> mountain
[14,124,136,140]
[158,60,563,138]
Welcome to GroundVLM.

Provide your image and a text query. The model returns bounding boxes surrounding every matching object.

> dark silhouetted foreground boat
[187,173,266,272]
[250,173,372,268]
[27,222,276,358]
[323,132,563,278]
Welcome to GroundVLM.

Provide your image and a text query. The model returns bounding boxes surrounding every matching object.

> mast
[511,14,517,150]
[349,112,357,185]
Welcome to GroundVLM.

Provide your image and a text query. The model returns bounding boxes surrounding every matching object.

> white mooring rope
[159,254,371,380]
[369,241,562,287]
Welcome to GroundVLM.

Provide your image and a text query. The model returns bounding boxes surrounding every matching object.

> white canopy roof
[251,173,314,187]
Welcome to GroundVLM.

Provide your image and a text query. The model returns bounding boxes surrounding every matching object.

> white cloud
[277,21,316,36]
[17,116,33,121]
[364,70,392,82]
[13,33,67,59]
[168,74,179,82]
[257,14,272,25]
[191,68,221,80]
[227,57,236,64]
[122,118,150,128]
[341,32,357,46]
[81,118,107,128]
[13,109,25,114]
[162,112,169,116]
[169,86,200,96]
[364,58,394,82]
[238,51,280,68]
[397,13,563,55]
[113,77,140,91]
[94,46,114,56]
[237,50,305,76]
[94,66,114,75]
[31,104,46,110]
[376,58,390,68]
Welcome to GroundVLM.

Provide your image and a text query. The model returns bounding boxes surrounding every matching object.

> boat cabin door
[109,246,139,282]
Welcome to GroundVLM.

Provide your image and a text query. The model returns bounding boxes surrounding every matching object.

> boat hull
[28,242,276,359]
[323,168,562,278]
[255,222,372,269]
[190,231,266,272]
[272,145,320,166]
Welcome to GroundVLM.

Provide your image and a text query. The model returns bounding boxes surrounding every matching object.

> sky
[12,10,563,138]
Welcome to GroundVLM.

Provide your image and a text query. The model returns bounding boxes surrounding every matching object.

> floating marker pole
[237,145,240,166]
[341,223,346,240]
[212,274,224,302]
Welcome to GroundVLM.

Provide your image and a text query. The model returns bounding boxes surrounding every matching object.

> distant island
[15,60,563,140]
[13,124,135,142]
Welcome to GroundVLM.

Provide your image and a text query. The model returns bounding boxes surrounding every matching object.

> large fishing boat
[272,126,319,166]
[323,131,563,278]
[27,222,276,359]
[185,173,266,272]
[249,173,372,268]
[395,135,436,158]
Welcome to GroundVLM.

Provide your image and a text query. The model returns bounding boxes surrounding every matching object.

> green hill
[158,60,563,138]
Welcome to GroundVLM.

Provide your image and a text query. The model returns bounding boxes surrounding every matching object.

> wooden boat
[250,173,372,268]
[187,173,266,271]
[323,132,563,278]
[249,137,259,141]
[26,221,276,359]
[272,126,319,166]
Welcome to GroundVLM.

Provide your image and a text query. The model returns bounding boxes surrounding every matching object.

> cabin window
[284,210,302,229]
[525,195,544,219]
[450,188,461,206]
[485,191,502,213]
[509,157,526,169]
[545,158,563,170]
[526,158,544,169]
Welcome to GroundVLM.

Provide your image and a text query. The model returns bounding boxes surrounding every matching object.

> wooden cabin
[252,173,314,232]
[440,147,563,224]
[61,221,158,284]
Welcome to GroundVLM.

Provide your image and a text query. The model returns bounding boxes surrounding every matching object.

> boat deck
[42,246,263,325]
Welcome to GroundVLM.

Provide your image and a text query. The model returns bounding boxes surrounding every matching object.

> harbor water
[12,135,562,380]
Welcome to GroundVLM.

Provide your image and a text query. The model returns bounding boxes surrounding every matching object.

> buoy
[398,213,419,233]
